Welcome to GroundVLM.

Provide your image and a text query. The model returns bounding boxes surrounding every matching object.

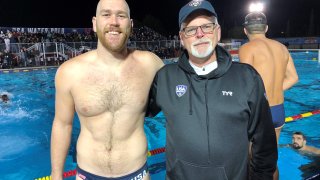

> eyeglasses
[182,23,217,36]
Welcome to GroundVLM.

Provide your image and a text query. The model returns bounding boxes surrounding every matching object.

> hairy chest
[72,67,151,117]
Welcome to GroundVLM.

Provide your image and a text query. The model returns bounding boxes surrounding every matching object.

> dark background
[0,0,319,38]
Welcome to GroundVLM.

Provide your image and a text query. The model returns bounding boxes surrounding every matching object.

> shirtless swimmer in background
[239,12,299,180]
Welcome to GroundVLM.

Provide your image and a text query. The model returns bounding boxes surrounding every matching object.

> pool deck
[0,66,58,73]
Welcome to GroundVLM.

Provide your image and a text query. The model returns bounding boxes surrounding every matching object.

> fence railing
[0,40,182,54]
[0,40,184,69]
[9,40,317,69]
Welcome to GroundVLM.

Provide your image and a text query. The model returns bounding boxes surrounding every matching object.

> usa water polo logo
[189,0,201,7]
[176,85,187,97]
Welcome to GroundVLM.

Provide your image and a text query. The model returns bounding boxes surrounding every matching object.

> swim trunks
[76,162,148,180]
[270,104,285,128]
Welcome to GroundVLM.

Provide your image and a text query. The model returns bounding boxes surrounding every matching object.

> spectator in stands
[50,0,164,180]
[9,30,19,53]
[4,34,10,52]
[19,47,28,67]
[239,12,299,180]
[2,50,14,69]
[147,1,277,179]
[32,49,40,66]
[26,50,34,67]
[0,52,3,68]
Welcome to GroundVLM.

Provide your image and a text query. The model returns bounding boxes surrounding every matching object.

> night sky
[0,0,319,38]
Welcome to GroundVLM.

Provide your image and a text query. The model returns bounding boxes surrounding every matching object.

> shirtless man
[291,132,320,155]
[239,12,299,179]
[50,0,164,179]
[239,12,299,142]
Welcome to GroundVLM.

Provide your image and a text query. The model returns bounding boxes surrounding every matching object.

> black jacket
[148,46,278,180]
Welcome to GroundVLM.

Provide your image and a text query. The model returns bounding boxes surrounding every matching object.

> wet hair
[243,12,267,34]
[1,94,9,103]
[293,131,306,140]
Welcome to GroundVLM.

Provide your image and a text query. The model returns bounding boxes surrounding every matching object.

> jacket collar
[178,45,232,79]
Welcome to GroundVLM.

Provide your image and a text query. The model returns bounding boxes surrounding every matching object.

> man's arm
[50,64,75,180]
[239,44,254,65]
[145,51,164,117]
[283,53,298,90]
[146,72,161,117]
[278,144,291,148]
[248,73,278,179]
[306,146,320,155]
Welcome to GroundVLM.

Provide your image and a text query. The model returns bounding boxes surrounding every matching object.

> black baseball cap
[179,0,217,28]
[243,12,267,26]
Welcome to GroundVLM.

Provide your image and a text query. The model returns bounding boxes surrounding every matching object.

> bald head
[96,0,130,18]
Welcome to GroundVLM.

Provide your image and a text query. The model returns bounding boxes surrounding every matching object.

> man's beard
[190,38,214,58]
[292,143,303,149]
[97,25,131,52]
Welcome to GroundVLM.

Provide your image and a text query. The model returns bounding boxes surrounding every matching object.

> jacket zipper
[205,79,211,163]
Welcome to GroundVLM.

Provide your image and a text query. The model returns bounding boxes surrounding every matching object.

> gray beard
[191,39,214,58]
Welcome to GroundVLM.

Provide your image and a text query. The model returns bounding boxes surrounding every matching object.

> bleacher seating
[0,26,182,69]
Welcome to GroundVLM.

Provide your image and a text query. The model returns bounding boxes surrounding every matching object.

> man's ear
[131,19,134,29]
[265,25,268,33]
[244,28,248,36]
[92,16,97,32]
[179,32,184,47]
[180,40,184,47]
[130,19,134,34]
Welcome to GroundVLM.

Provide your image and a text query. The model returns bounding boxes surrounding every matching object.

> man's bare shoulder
[238,42,257,62]
[56,50,96,78]
[242,38,287,53]
[267,39,287,49]
[305,146,320,155]
[130,49,164,68]
[239,41,259,52]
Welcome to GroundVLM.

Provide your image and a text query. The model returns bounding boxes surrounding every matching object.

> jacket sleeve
[247,73,278,180]
[146,73,161,117]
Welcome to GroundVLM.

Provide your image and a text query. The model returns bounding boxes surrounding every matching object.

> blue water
[280,60,320,180]
[0,57,319,180]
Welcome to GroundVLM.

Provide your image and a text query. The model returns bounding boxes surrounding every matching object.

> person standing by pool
[239,11,299,179]
[147,1,277,179]
[50,0,164,179]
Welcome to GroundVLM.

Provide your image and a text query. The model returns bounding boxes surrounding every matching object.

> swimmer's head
[243,12,267,26]
[179,0,217,29]
[1,94,9,103]
[243,12,268,34]
[292,131,306,150]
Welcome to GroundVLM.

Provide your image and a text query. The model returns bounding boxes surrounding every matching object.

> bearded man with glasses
[147,0,278,179]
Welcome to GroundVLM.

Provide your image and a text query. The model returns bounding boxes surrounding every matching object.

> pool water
[0,58,319,180]
[279,60,320,180]
[0,69,55,179]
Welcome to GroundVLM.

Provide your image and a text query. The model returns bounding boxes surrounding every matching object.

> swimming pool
[279,59,320,180]
[0,57,319,180]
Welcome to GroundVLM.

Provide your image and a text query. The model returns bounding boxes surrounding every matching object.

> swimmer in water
[1,94,9,103]
[291,131,320,155]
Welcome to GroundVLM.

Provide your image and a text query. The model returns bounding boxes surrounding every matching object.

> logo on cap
[188,0,201,7]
